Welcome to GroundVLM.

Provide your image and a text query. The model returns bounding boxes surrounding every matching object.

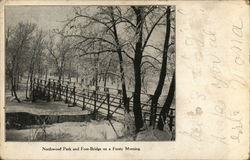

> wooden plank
[96,97,107,111]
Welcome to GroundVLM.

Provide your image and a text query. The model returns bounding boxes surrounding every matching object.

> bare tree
[157,71,175,130]
[26,30,46,99]
[5,27,13,91]
[149,6,174,126]
[62,6,175,132]
[46,33,72,82]
[129,6,170,131]
[6,22,36,102]
[61,6,131,112]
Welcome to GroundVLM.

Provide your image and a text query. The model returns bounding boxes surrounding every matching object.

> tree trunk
[133,57,143,132]
[11,55,21,102]
[58,67,62,82]
[16,69,20,90]
[150,7,171,126]
[157,72,175,131]
[118,51,130,112]
[26,58,35,99]
[29,75,34,101]
[11,74,21,103]
[10,69,14,96]
[58,74,62,82]
[109,7,130,113]
[76,65,79,83]
[95,54,99,87]
[25,73,30,99]
[13,85,21,103]
[45,68,48,81]
[68,60,72,81]
[104,58,112,88]
[104,75,107,88]
[132,7,144,132]
[8,71,13,96]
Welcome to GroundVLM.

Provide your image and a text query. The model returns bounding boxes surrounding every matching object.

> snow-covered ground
[6,120,126,141]
[5,86,174,141]
[6,120,173,141]
[6,99,90,116]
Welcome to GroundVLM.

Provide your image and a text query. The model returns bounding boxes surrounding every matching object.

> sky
[5,6,75,30]
[5,5,174,59]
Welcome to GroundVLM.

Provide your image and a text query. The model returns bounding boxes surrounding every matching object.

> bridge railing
[31,78,175,130]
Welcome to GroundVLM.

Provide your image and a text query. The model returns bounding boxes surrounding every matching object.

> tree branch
[142,11,167,53]
[142,54,161,64]
[140,61,159,70]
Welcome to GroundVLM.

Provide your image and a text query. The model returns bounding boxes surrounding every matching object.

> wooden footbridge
[30,78,175,130]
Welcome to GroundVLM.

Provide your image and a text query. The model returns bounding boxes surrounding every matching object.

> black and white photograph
[5,5,176,142]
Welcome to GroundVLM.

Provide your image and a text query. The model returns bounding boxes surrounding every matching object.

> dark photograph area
[5,5,175,141]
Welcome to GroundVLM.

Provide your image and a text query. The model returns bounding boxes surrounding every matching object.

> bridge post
[61,85,63,100]
[35,79,40,99]
[149,94,156,127]
[143,112,147,126]
[47,79,51,102]
[131,92,134,109]
[70,82,72,102]
[58,80,62,100]
[72,83,76,106]
[153,98,159,129]
[96,86,99,101]
[118,89,122,108]
[82,89,85,110]
[106,92,110,120]
[43,80,47,97]
[37,78,39,95]
[127,96,131,112]
[86,85,89,97]
[55,80,59,100]
[65,82,68,103]
[37,79,40,95]
[169,109,175,131]
[52,80,56,99]
[29,77,33,100]
[32,78,36,102]
[39,79,43,97]
[93,90,97,114]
